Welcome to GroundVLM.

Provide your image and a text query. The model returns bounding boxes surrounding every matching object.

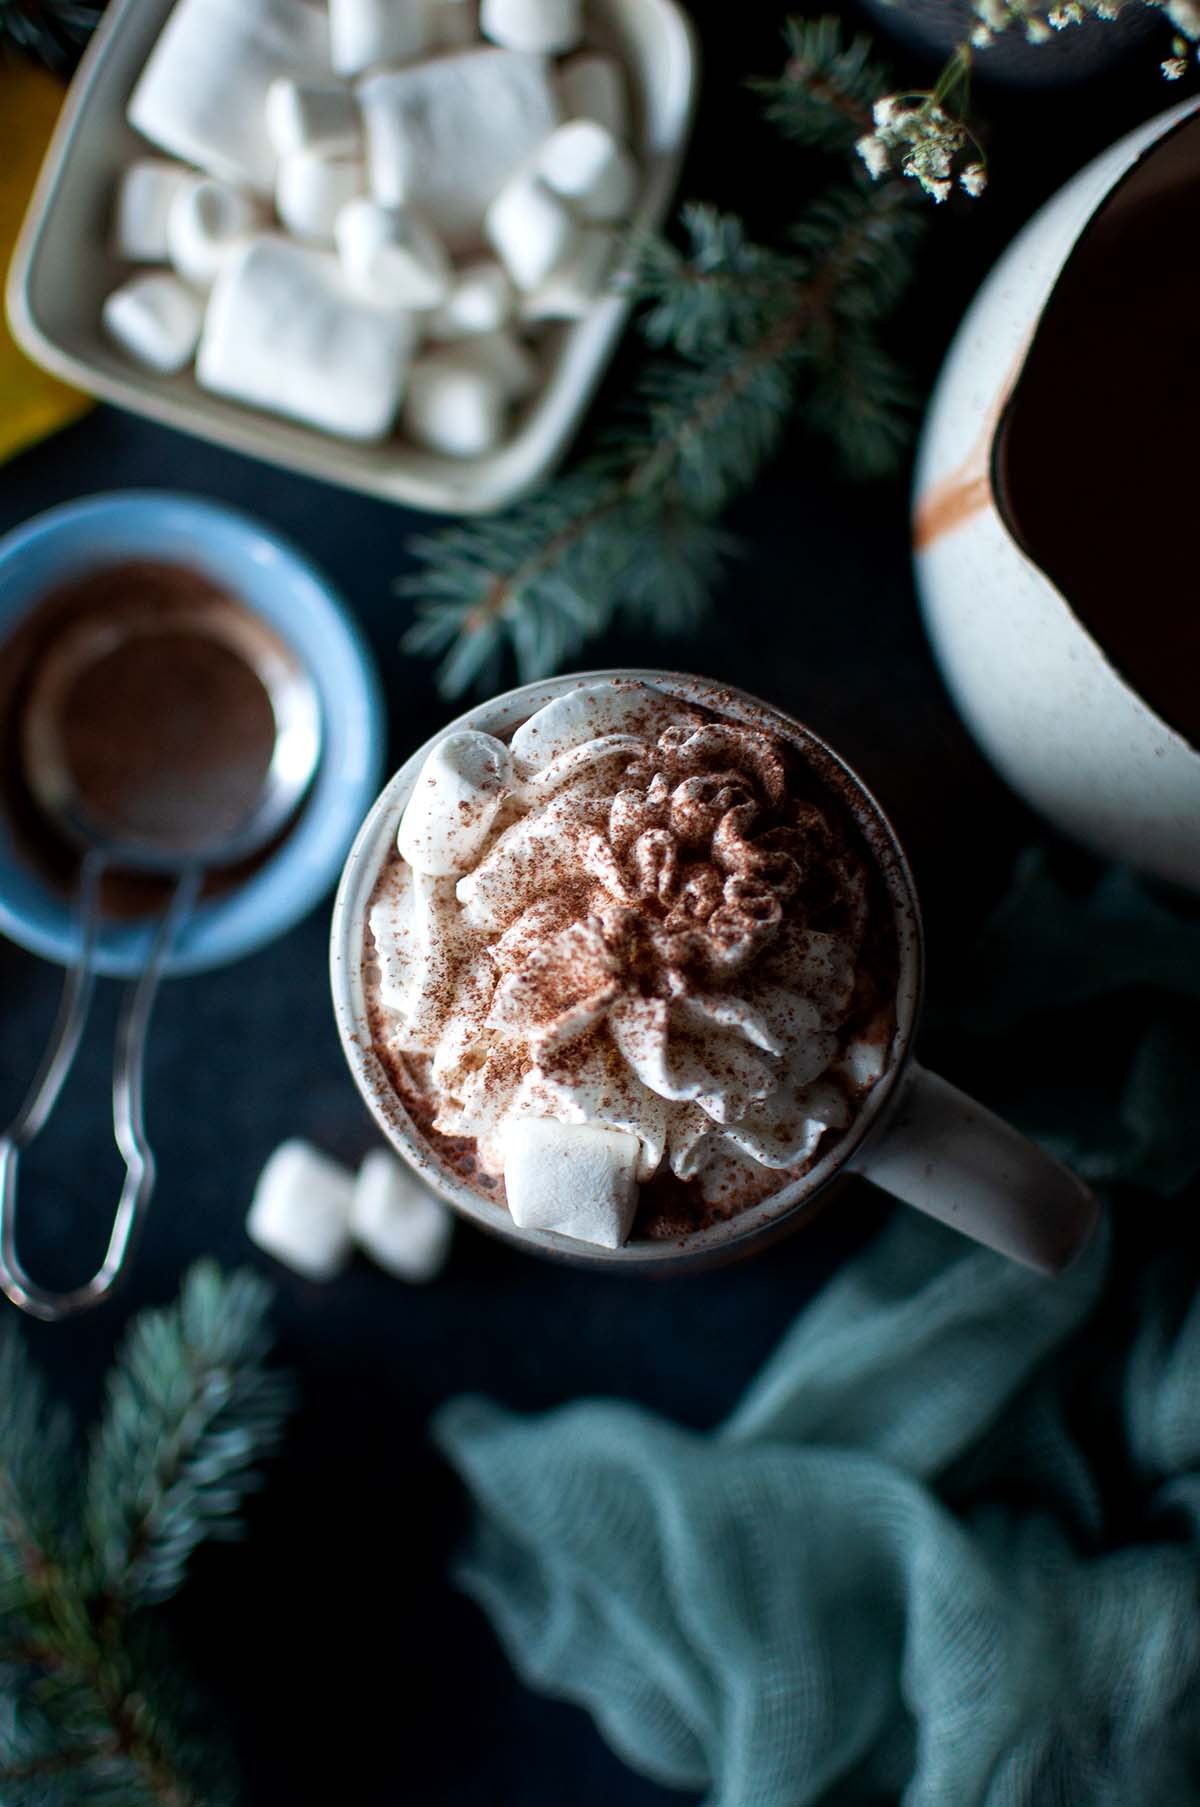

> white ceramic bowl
[913,99,1200,894]
[6,0,697,516]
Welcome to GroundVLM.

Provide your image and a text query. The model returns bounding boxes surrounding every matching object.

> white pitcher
[913,98,1200,895]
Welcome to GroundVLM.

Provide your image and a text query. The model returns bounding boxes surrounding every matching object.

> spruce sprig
[0,1263,291,1806]
[402,17,927,698]
[0,0,101,72]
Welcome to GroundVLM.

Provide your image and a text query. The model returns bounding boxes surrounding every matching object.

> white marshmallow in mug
[539,119,638,222]
[112,160,198,262]
[480,0,582,54]
[396,730,512,873]
[350,1150,453,1281]
[557,52,628,137]
[335,198,451,309]
[276,149,365,244]
[265,77,361,157]
[167,178,263,290]
[520,228,613,321]
[198,235,416,440]
[330,0,436,76]
[485,173,578,292]
[102,273,204,374]
[247,1139,355,1282]
[127,0,331,193]
[426,260,514,340]
[358,49,561,252]
[501,1118,641,1248]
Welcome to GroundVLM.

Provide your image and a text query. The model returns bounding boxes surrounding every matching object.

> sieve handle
[0,857,199,1321]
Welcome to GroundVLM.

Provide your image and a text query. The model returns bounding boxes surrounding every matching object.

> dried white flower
[1049,1,1084,23]
[1167,0,1200,36]
[971,22,996,43]
[977,0,1014,30]
[1025,15,1055,41]
[1162,52,1188,73]
[960,161,989,196]
[1093,2,1119,16]
[921,175,953,203]
[873,95,902,129]
[856,133,892,180]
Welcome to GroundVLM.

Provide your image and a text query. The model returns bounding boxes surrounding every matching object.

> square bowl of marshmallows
[7,0,697,513]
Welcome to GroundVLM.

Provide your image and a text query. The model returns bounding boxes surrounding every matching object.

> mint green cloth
[435,856,1200,1805]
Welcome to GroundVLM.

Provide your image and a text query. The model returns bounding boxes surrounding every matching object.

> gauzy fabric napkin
[434,853,1200,1806]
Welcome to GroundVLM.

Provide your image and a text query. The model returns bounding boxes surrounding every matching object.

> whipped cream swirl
[370,682,879,1203]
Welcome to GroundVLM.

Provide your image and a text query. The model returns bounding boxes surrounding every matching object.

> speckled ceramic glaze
[913,99,1200,895]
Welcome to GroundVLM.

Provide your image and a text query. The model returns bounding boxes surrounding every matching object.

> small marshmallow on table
[350,1150,454,1282]
[501,1118,641,1249]
[247,1139,355,1282]
[197,235,416,440]
[112,160,198,262]
[103,273,205,374]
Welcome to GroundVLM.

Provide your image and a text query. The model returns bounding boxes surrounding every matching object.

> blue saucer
[0,492,384,976]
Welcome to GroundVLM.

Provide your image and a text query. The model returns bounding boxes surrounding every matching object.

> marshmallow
[198,236,416,440]
[434,0,479,47]
[358,49,561,252]
[330,0,437,76]
[501,1119,640,1248]
[520,227,614,320]
[350,1150,453,1281]
[397,730,513,873]
[276,149,365,244]
[480,0,582,54]
[510,680,663,775]
[484,173,578,291]
[102,273,204,374]
[427,261,514,339]
[247,1139,354,1281]
[335,198,451,309]
[557,52,629,138]
[166,178,263,290]
[112,160,198,262]
[402,333,539,455]
[265,78,361,156]
[539,119,638,222]
[127,0,330,192]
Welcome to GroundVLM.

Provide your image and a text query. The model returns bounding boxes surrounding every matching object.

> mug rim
[329,669,924,1270]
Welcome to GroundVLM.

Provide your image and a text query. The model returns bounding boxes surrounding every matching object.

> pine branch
[0,0,101,72]
[85,1263,293,1610]
[0,1264,290,1807]
[751,14,885,151]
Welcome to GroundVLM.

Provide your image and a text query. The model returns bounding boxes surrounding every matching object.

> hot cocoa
[364,679,898,1249]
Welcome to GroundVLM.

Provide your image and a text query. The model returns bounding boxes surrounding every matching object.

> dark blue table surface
[0,10,1186,1800]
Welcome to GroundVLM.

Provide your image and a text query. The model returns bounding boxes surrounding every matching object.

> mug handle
[851,1062,1100,1275]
